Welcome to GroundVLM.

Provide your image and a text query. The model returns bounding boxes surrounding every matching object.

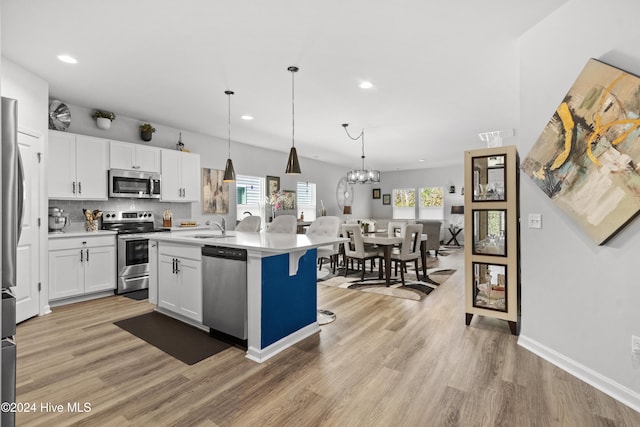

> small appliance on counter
[48,206,70,233]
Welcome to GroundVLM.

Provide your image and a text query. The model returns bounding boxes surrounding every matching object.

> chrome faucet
[209,217,226,236]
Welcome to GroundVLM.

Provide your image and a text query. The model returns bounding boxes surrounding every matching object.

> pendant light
[223,90,236,182]
[285,66,302,175]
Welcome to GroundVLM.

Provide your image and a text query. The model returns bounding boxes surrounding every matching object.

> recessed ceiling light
[419,159,425,162]
[241,115,254,120]
[359,81,374,89]
[57,54,77,64]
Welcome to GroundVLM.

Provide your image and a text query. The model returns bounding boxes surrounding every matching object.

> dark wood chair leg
[361,261,366,281]
[399,261,405,285]
[318,257,324,271]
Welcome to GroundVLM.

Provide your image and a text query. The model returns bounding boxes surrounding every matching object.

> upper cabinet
[160,149,200,202]
[109,140,161,173]
[48,131,108,200]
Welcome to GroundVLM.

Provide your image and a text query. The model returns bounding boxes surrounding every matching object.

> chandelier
[342,123,380,184]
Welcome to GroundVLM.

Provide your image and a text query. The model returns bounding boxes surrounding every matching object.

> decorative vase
[96,117,111,130]
[141,131,153,142]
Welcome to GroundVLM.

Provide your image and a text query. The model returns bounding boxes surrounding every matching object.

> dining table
[361,232,436,286]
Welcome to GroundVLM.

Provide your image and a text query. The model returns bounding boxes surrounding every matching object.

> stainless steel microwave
[109,169,161,199]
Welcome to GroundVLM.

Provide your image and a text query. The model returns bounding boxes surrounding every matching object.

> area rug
[318,262,456,302]
[114,311,230,365]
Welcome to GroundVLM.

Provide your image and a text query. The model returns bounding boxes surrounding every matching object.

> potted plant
[139,123,156,141]
[91,110,116,129]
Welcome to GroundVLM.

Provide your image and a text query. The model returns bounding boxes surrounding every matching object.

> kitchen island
[149,230,345,363]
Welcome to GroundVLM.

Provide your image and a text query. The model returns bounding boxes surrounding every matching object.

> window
[236,175,265,229]
[419,186,444,220]
[392,188,415,219]
[296,181,316,221]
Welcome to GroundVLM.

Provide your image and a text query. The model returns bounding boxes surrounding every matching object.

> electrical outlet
[528,213,542,229]
[632,336,640,354]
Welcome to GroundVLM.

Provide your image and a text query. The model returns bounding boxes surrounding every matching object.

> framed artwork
[522,58,640,244]
[382,194,391,205]
[266,175,280,199]
[372,188,381,199]
[279,190,297,209]
[201,168,229,214]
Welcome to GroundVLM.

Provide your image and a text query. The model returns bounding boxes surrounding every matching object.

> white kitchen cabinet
[48,235,116,301]
[160,149,200,202]
[148,240,158,305]
[157,242,202,322]
[109,140,161,173]
[48,131,108,200]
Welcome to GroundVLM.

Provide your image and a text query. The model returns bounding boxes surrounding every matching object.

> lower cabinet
[49,235,116,301]
[157,243,202,323]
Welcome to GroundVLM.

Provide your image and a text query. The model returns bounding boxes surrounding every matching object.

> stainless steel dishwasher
[202,245,248,341]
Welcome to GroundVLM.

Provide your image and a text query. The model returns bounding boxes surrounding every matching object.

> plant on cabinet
[91,110,116,129]
[139,123,156,141]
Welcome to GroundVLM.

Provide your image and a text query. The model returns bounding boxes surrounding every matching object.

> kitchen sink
[192,234,226,239]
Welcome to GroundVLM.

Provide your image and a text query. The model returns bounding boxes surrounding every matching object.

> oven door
[117,235,150,278]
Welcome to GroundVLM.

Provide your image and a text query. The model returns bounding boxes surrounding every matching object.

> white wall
[519,0,640,409]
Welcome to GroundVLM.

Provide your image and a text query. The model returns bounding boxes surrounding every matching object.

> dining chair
[306,216,341,273]
[390,223,423,285]
[266,215,297,234]
[341,224,381,281]
[235,215,261,232]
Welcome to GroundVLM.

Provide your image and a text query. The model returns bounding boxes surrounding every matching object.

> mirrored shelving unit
[464,146,520,335]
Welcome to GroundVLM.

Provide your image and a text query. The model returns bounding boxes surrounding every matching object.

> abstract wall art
[201,168,229,214]
[522,59,640,244]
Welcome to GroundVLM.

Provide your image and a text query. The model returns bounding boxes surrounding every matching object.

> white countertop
[150,230,346,253]
[48,229,117,239]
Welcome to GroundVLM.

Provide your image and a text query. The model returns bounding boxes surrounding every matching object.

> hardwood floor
[15,250,640,426]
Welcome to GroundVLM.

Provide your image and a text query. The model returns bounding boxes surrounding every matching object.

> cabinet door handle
[133,165,140,169]
[78,181,82,194]
[175,259,180,273]
[73,181,76,194]
[86,248,89,262]
[80,249,84,263]
[172,258,176,274]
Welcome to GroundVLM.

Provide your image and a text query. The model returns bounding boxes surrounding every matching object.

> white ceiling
[1,0,567,171]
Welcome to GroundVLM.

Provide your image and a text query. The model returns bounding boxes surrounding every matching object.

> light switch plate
[528,213,542,229]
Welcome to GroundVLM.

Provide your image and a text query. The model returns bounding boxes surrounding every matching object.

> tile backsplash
[49,199,191,228]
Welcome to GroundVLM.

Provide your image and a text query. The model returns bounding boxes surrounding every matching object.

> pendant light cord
[342,124,366,169]
[290,67,296,148]
[225,90,234,158]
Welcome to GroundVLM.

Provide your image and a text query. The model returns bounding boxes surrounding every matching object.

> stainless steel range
[101,211,168,294]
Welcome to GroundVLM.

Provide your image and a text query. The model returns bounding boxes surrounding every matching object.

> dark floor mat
[114,311,231,365]
[122,289,148,300]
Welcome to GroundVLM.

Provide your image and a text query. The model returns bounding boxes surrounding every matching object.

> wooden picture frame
[382,194,391,205]
[372,188,381,199]
[266,175,280,199]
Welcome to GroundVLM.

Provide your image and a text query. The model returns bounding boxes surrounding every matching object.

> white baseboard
[518,334,640,412]
[48,290,114,308]
[246,322,320,363]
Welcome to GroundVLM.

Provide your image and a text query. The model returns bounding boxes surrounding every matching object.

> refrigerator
[1,96,22,427]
